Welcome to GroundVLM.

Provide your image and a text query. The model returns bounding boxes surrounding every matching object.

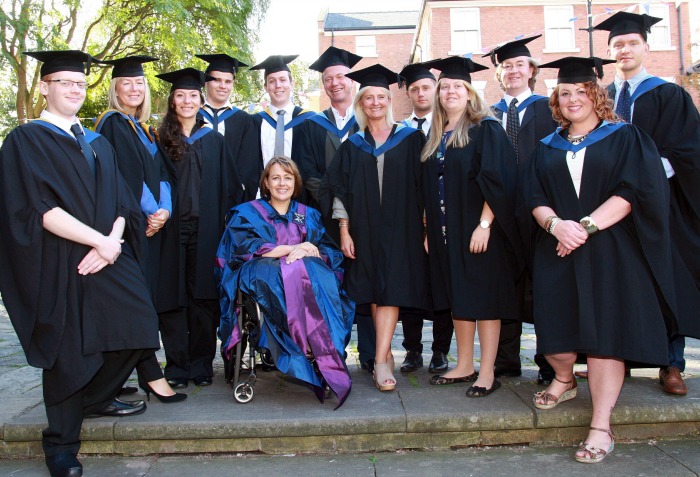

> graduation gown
[423,118,524,320]
[492,96,558,272]
[0,120,159,405]
[323,124,429,309]
[297,108,359,244]
[95,111,174,300]
[200,106,261,203]
[160,121,244,304]
[522,122,700,365]
[216,199,355,406]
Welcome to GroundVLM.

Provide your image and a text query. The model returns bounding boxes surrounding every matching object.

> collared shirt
[409,111,433,136]
[40,109,79,136]
[501,89,532,131]
[330,105,354,142]
[261,101,295,167]
[202,100,232,135]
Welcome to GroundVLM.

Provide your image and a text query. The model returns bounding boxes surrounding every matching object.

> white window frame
[355,35,377,57]
[647,4,673,50]
[543,5,579,53]
[449,8,481,55]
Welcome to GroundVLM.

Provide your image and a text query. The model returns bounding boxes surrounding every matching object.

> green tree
[0,0,268,133]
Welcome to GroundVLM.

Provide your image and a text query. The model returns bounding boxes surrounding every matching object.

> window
[450,8,481,54]
[647,4,671,49]
[355,36,377,57]
[544,6,576,51]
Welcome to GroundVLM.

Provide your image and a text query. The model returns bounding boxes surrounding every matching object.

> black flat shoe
[429,352,449,373]
[86,398,146,418]
[140,382,187,403]
[45,452,83,477]
[193,376,213,386]
[400,350,424,373]
[167,378,188,389]
[429,371,478,385]
[466,379,501,398]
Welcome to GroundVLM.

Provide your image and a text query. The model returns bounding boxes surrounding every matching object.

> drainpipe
[677,5,685,75]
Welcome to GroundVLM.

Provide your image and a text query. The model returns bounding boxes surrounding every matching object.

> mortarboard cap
[345,64,401,90]
[98,55,158,78]
[196,54,249,76]
[250,55,298,78]
[399,63,436,88]
[156,68,211,91]
[422,56,489,83]
[482,35,542,66]
[24,50,93,77]
[539,56,616,84]
[593,12,662,43]
[309,46,362,72]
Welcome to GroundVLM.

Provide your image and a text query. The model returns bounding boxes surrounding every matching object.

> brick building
[410,0,697,106]
[317,10,419,119]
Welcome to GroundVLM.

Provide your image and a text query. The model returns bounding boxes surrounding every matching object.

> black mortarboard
[594,12,662,43]
[249,55,298,78]
[399,63,436,88]
[156,68,211,91]
[24,50,93,77]
[98,55,158,78]
[309,47,362,72]
[539,56,616,84]
[196,54,249,76]
[345,64,401,90]
[422,56,489,83]
[482,35,542,66]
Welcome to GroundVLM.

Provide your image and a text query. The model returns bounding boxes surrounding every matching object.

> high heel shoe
[533,376,577,409]
[575,427,615,463]
[140,382,187,403]
[373,362,396,392]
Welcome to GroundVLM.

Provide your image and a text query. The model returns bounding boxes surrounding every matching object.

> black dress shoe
[400,350,424,373]
[537,372,553,386]
[494,367,521,378]
[428,352,449,373]
[193,376,213,386]
[86,398,146,418]
[361,358,375,374]
[118,385,138,396]
[45,452,83,477]
[167,378,189,389]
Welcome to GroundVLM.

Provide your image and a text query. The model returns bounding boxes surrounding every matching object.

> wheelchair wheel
[233,382,254,403]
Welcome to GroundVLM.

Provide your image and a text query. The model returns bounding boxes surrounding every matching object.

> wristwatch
[479,219,491,230]
[579,216,599,235]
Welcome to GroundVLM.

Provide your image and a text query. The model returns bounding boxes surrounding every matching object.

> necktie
[210,107,221,131]
[616,81,631,123]
[70,123,96,176]
[274,109,286,157]
[414,117,427,135]
[506,98,520,161]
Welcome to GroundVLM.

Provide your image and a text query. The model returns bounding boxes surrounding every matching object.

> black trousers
[134,352,165,384]
[355,304,376,364]
[401,308,454,355]
[495,271,528,371]
[159,220,220,381]
[42,349,148,457]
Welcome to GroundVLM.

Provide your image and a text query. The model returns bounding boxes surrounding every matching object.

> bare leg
[472,320,500,389]
[534,352,577,405]
[576,356,624,458]
[373,305,399,387]
[439,319,476,378]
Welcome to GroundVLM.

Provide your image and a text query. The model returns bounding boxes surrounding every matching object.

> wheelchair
[224,290,331,404]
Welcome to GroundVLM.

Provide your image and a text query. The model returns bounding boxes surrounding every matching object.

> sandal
[575,427,615,464]
[373,362,396,392]
[533,376,577,409]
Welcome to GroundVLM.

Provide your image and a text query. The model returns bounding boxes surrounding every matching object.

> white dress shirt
[260,101,295,167]
[501,89,532,131]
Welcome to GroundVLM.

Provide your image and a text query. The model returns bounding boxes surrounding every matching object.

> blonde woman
[421,57,523,397]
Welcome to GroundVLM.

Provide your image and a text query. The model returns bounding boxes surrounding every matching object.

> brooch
[293,212,305,224]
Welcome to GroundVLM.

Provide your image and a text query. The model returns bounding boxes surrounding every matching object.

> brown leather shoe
[659,367,688,396]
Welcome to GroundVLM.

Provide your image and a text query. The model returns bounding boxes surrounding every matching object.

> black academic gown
[423,118,524,320]
[160,121,244,304]
[200,106,261,203]
[323,125,429,309]
[297,108,359,245]
[493,97,558,272]
[95,112,173,299]
[0,121,159,405]
[522,123,700,365]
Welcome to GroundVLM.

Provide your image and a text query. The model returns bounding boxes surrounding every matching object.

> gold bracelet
[543,215,557,232]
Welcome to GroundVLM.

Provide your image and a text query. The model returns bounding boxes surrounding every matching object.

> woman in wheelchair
[217,156,355,407]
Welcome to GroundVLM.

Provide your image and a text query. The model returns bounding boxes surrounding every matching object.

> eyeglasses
[44,79,88,89]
